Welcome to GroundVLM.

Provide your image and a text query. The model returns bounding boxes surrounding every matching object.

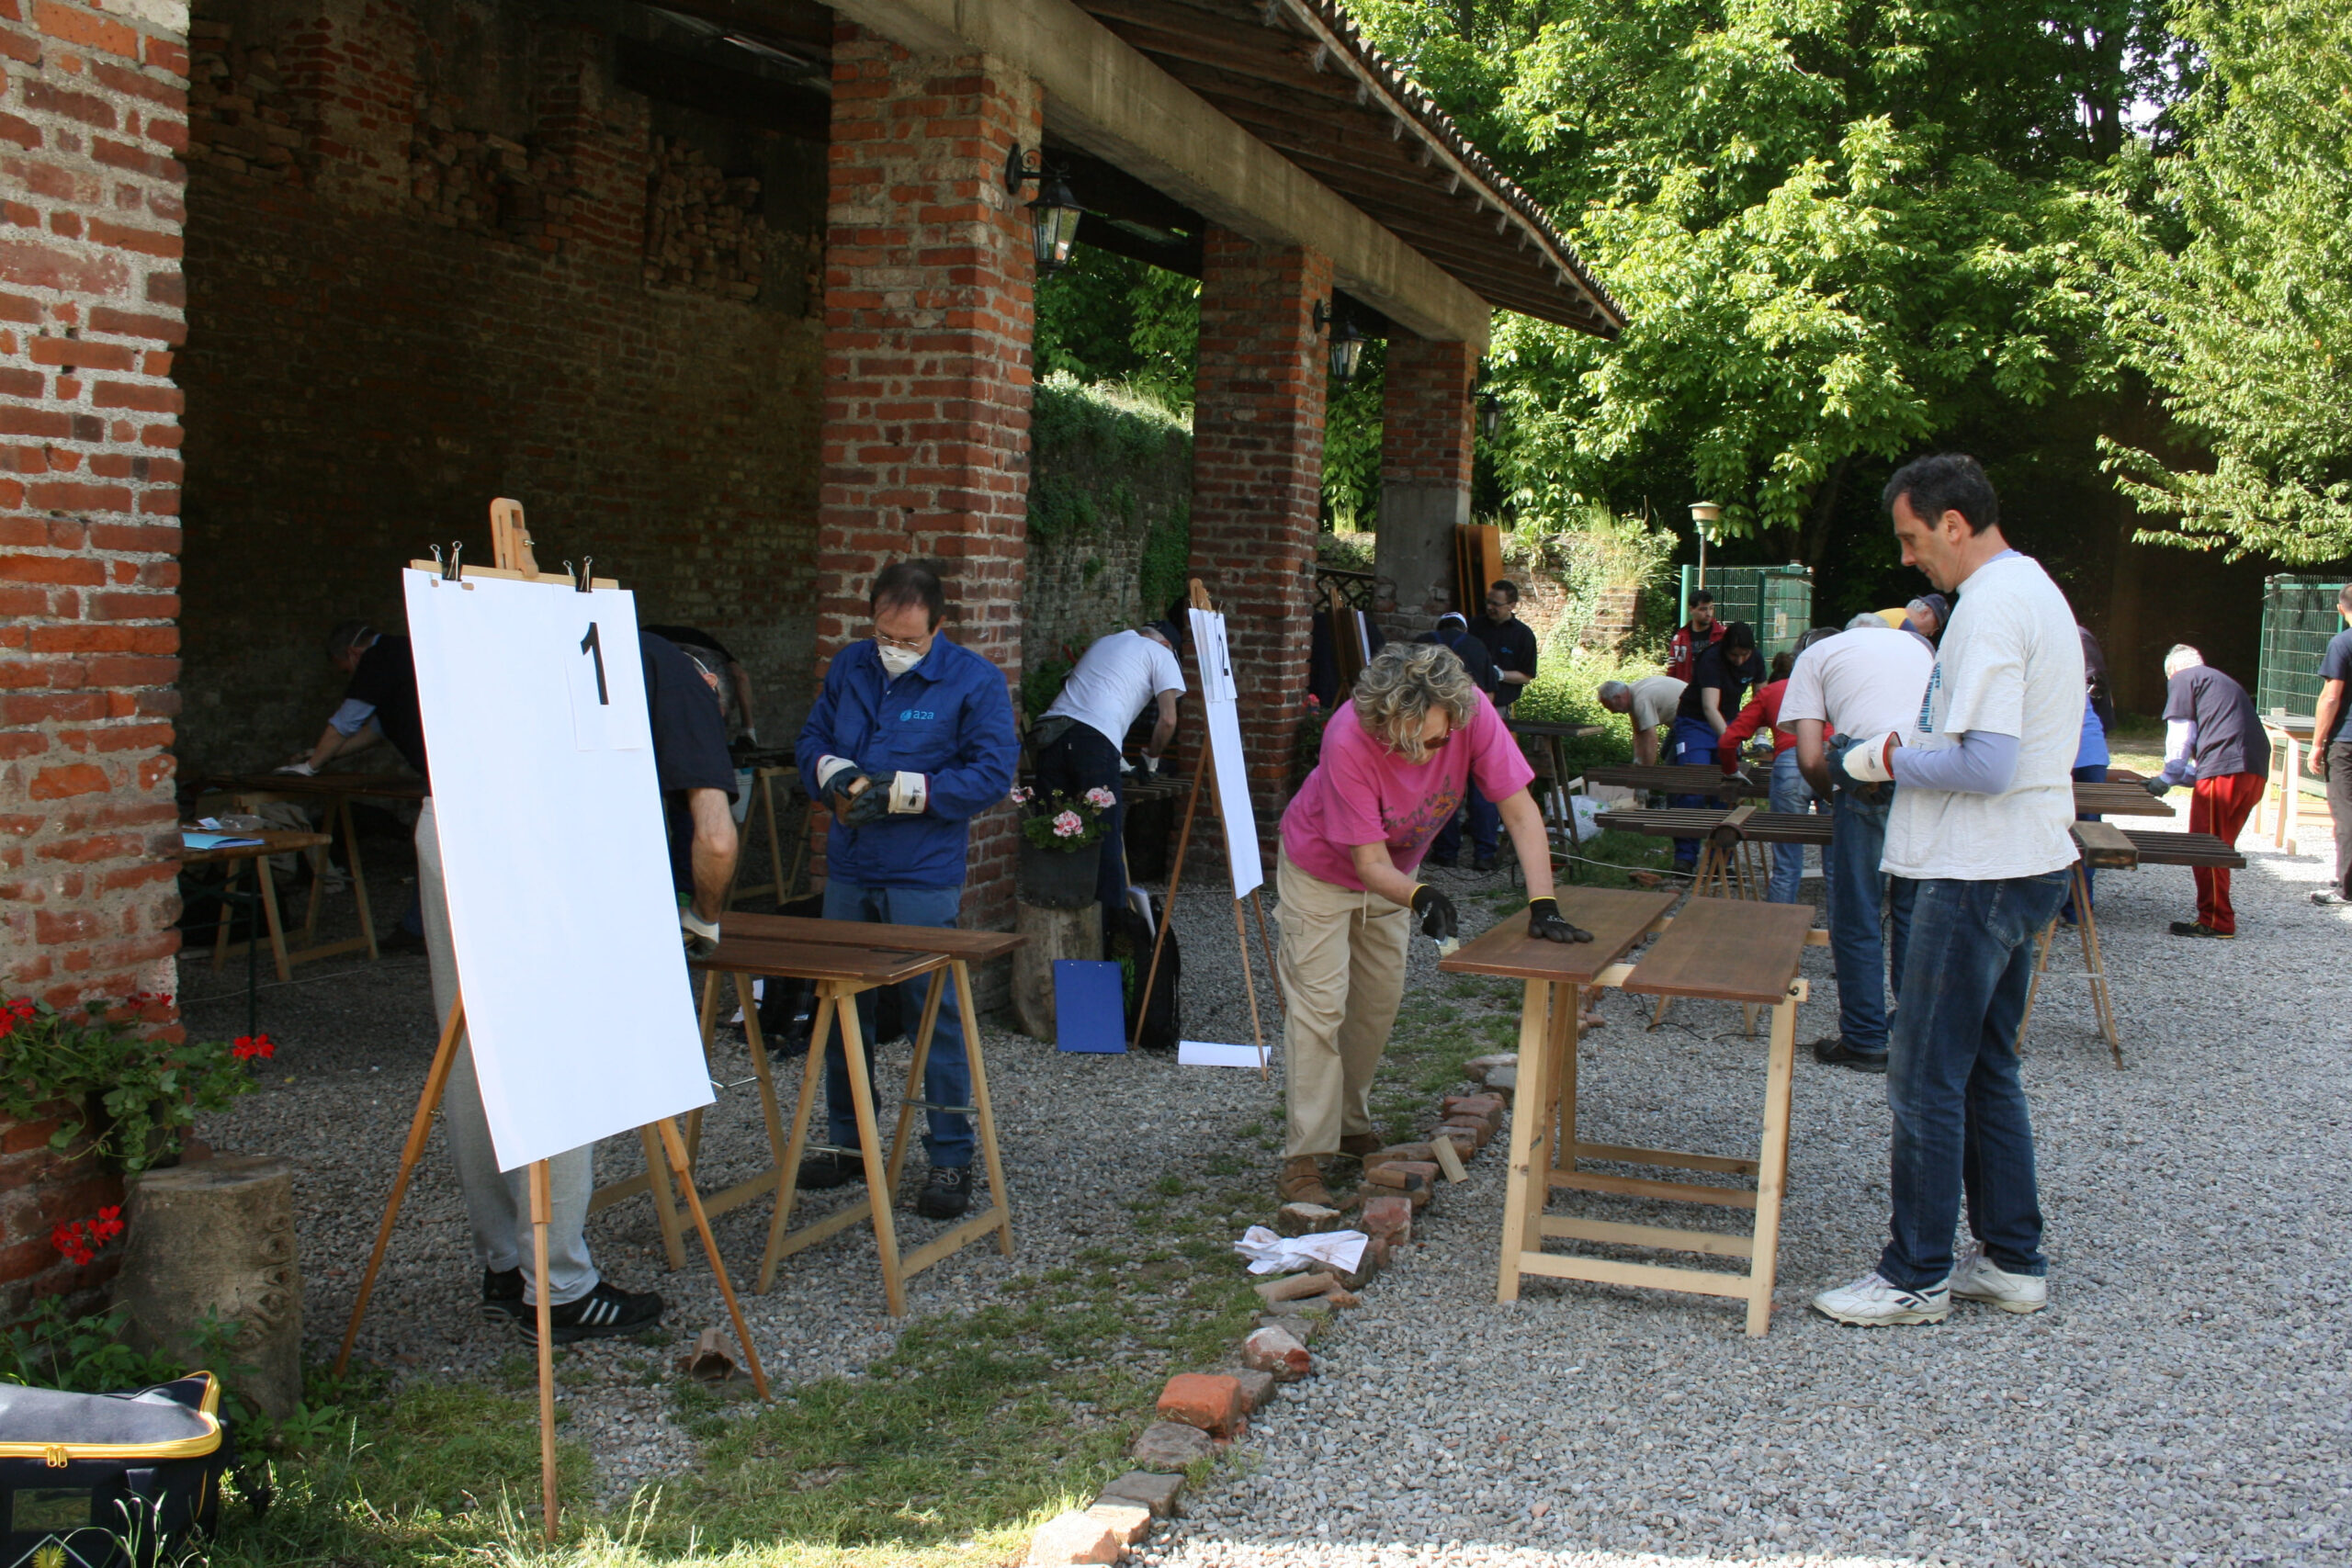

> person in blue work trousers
[1667,620,1761,869]
[794,560,1019,1221]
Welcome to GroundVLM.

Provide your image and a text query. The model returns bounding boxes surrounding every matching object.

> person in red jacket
[1716,649,1816,902]
[1666,591,1727,681]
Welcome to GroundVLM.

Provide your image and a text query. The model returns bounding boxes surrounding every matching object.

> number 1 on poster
[569,618,610,750]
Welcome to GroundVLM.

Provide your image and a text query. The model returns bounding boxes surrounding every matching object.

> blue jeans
[820,879,975,1167]
[1825,784,1916,1053]
[1765,750,1816,903]
[1430,780,1499,863]
[1668,716,1719,867]
[1880,870,2072,1290]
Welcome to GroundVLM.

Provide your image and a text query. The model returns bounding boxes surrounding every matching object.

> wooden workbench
[177,827,334,983]
[1442,889,1815,1335]
[201,771,425,965]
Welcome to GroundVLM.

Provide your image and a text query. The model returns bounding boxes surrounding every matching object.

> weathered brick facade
[1185,228,1329,863]
[1374,333,1476,640]
[814,23,1039,931]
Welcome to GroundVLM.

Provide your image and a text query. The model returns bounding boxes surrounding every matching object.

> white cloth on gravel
[1233,1225,1366,1276]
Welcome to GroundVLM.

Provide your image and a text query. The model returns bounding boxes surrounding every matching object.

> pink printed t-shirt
[1280,690,1535,891]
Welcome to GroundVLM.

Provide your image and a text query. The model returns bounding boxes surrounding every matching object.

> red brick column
[813,25,1039,934]
[1185,229,1330,867]
[0,0,189,1304]
[1374,334,1478,639]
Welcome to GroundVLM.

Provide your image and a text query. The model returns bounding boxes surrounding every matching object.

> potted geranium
[0,994,272,1174]
[1012,784,1116,909]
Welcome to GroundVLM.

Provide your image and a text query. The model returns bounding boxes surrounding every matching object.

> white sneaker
[1811,1269,1951,1326]
[1950,1247,2048,1314]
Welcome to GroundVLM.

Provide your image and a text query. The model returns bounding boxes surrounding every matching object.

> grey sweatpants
[416,797,598,1306]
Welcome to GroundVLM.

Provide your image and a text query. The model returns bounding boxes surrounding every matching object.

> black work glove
[831,771,890,827]
[2143,777,2172,798]
[1527,896,1593,943]
[1409,884,1458,942]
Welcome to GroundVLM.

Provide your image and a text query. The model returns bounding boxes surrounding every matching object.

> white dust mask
[876,641,922,678]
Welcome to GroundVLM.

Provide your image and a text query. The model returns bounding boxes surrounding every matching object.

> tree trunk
[1802,455,1854,570]
[114,1156,301,1421]
[1012,900,1103,1041]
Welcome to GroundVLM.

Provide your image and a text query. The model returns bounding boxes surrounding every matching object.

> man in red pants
[2145,645,2269,938]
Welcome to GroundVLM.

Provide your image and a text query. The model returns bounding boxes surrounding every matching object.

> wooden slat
[1623,897,1812,1005]
[1538,1214,1755,1259]
[1582,764,1768,797]
[1551,1168,1758,1209]
[2071,820,2141,868]
[2120,829,2247,869]
[722,913,1023,963]
[693,937,946,986]
[1512,1250,1756,1299]
[1438,887,1677,984]
[2075,783,2177,818]
[1509,720,1603,739]
[1597,808,1833,845]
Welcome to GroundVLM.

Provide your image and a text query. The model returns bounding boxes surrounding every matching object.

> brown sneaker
[1337,1133,1383,1159]
[1277,1156,1333,1207]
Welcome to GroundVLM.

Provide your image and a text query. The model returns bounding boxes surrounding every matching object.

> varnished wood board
[693,937,947,987]
[1438,887,1677,984]
[1623,897,1813,1005]
[722,913,1023,963]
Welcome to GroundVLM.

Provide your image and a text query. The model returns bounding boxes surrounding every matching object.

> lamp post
[1689,501,1722,594]
[1004,147,1082,276]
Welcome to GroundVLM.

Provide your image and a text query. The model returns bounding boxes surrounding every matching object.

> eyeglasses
[874,630,928,653]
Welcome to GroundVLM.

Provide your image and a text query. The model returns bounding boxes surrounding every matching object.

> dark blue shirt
[641,633,738,892]
[797,636,1019,889]
[2323,627,2352,744]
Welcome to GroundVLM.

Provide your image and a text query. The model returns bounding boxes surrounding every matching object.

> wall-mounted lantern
[1005,147,1082,276]
[1312,299,1365,385]
[1477,390,1504,441]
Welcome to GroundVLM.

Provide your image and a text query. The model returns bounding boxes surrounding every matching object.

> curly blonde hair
[1351,641,1478,763]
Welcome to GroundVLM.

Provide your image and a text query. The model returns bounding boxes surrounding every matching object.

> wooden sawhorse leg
[756,978,906,1311]
[2015,864,2122,1067]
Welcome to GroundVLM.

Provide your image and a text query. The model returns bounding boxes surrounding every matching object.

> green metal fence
[2256,575,2348,717]
[1679,564,1815,660]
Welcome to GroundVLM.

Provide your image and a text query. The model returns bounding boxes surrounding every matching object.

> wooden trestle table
[1441,888,1815,1336]
[587,914,1019,1316]
[200,771,426,968]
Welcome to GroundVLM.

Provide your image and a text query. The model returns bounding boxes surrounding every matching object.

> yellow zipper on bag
[0,1371,222,1465]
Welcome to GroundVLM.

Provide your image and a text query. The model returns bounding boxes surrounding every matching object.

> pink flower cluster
[1051,810,1085,838]
[1010,784,1033,805]
[1083,786,1115,810]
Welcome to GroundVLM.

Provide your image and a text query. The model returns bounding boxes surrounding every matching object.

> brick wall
[0,0,191,1303]
[1373,333,1476,643]
[812,24,1039,938]
[171,0,827,777]
[1185,229,1330,865]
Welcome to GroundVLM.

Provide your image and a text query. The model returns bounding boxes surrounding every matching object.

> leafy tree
[2100,0,2352,564]
[1033,243,1200,411]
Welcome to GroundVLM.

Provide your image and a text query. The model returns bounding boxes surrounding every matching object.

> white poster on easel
[403,569,714,1171]
[1187,606,1263,899]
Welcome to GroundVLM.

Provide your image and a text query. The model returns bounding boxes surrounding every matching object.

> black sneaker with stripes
[524,1280,663,1344]
[481,1266,526,1325]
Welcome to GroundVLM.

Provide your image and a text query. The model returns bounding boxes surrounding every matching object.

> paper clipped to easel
[1185,606,1263,899]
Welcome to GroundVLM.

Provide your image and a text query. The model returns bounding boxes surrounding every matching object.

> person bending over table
[1031,620,1185,930]
[1667,621,1762,869]
[642,624,757,744]
[1422,611,1503,872]
[1596,675,1685,767]
[1715,648,1810,903]
[1272,642,1587,1209]
[287,621,428,947]
[2145,644,2269,939]
[795,560,1019,1222]
[1812,453,2082,1328]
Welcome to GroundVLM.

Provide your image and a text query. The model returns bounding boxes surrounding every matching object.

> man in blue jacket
[795,560,1019,1220]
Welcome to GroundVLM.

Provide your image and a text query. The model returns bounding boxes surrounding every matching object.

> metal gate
[1679,564,1815,660]
[2256,575,2348,717]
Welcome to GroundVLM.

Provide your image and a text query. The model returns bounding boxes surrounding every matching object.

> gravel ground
[179,814,2352,1562]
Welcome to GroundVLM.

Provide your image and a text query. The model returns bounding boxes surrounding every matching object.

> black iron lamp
[1005,147,1082,276]
[1477,389,1504,440]
[1312,299,1366,385]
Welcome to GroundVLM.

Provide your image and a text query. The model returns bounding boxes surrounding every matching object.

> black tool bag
[0,1371,237,1568]
[1105,904,1181,1053]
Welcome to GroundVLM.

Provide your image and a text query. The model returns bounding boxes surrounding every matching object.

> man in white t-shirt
[1597,675,1686,766]
[1034,622,1188,921]
[1813,454,2083,1330]
[1781,617,1935,1072]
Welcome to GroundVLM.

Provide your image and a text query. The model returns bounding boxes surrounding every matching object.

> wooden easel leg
[256,854,293,982]
[952,959,1015,1257]
[654,1118,771,1400]
[1496,977,1554,1303]
[886,969,947,1194]
[1745,986,1800,1337]
[335,994,467,1378]
[1233,896,1269,1078]
[1249,888,1282,1013]
[758,983,837,1294]
[636,1122,687,1272]
[836,996,907,1316]
[345,798,379,961]
[528,1159,560,1542]
[2015,915,2057,1051]
[686,970,724,1166]
[211,861,236,971]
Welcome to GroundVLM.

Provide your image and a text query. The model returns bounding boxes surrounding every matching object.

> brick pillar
[814,25,1038,937]
[0,0,189,1306]
[1186,229,1330,867]
[1373,334,1477,640]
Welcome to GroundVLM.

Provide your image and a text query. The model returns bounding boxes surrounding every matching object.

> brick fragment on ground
[1255,1310,1323,1342]
[1440,1115,1494,1151]
[1086,1500,1155,1546]
[1252,1269,1336,1304]
[1364,1160,1437,1193]
[1363,1142,1437,1172]
[1442,1092,1506,1129]
[1100,1470,1186,1517]
[1130,1420,1215,1469]
[1025,1509,1122,1565]
[1242,1324,1313,1382]
[1231,1367,1276,1412]
[1274,1201,1343,1236]
[1359,1193,1413,1244]
[1435,1127,1480,1162]
[1157,1371,1246,1438]
[1483,1062,1518,1100]
[1464,1053,1516,1079]
[1320,1284,1362,1308]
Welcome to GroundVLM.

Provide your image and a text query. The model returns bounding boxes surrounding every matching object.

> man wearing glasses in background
[1465,580,1541,873]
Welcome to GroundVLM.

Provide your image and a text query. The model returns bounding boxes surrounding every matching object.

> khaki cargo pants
[1276,847,1412,1159]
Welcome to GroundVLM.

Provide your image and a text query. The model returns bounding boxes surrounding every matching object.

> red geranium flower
[232,1033,275,1062]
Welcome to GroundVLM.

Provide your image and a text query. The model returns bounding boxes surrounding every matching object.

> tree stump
[1012,900,1102,1040]
[114,1155,301,1420]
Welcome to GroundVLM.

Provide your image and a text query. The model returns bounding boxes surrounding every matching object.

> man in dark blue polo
[795,561,1019,1220]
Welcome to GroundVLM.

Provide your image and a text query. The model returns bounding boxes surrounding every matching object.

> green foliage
[1322,338,1386,528]
[1033,246,1199,411]
[1510,645,1654,777]
[2099,0,2352,563]
[0,995,267,1173]
[1501,506,1676,650]
[1137,500,1191,619]
[1027,376,1187,543]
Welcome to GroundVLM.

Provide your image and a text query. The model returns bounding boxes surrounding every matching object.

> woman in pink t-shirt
[1272,642,1590,1207]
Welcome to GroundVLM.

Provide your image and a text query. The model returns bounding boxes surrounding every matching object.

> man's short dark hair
[871,560,945,628]
[1884,453,1999,535]
[1487,580,1521,604]
[324,619,373,660]
[1690,590,1714,606]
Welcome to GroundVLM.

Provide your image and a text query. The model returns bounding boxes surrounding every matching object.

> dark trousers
[2330,741,2352,897]
[1668,716,1719,868]
[1032,722,1127,921]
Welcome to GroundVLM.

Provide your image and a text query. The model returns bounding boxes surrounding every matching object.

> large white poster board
[403,569,714,1171]
[1187,606,1263,899]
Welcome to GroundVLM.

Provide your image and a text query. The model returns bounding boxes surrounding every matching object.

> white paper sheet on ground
[1179,1040,1268,1068]
[1185,606,1263,899]
[1233,1224,1368,1276]
[403,569,714,1171]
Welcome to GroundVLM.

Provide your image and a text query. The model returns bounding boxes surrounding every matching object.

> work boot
[480,1266,525,1325]
[1276,1156,1333,1208]
[1337,1133,1383,1159]
[796,1150,865,1190]
[916,1165,973,1220]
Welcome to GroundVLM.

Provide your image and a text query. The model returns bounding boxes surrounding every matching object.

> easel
[333,499,769,1543]
[1132,580,1280,1070]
